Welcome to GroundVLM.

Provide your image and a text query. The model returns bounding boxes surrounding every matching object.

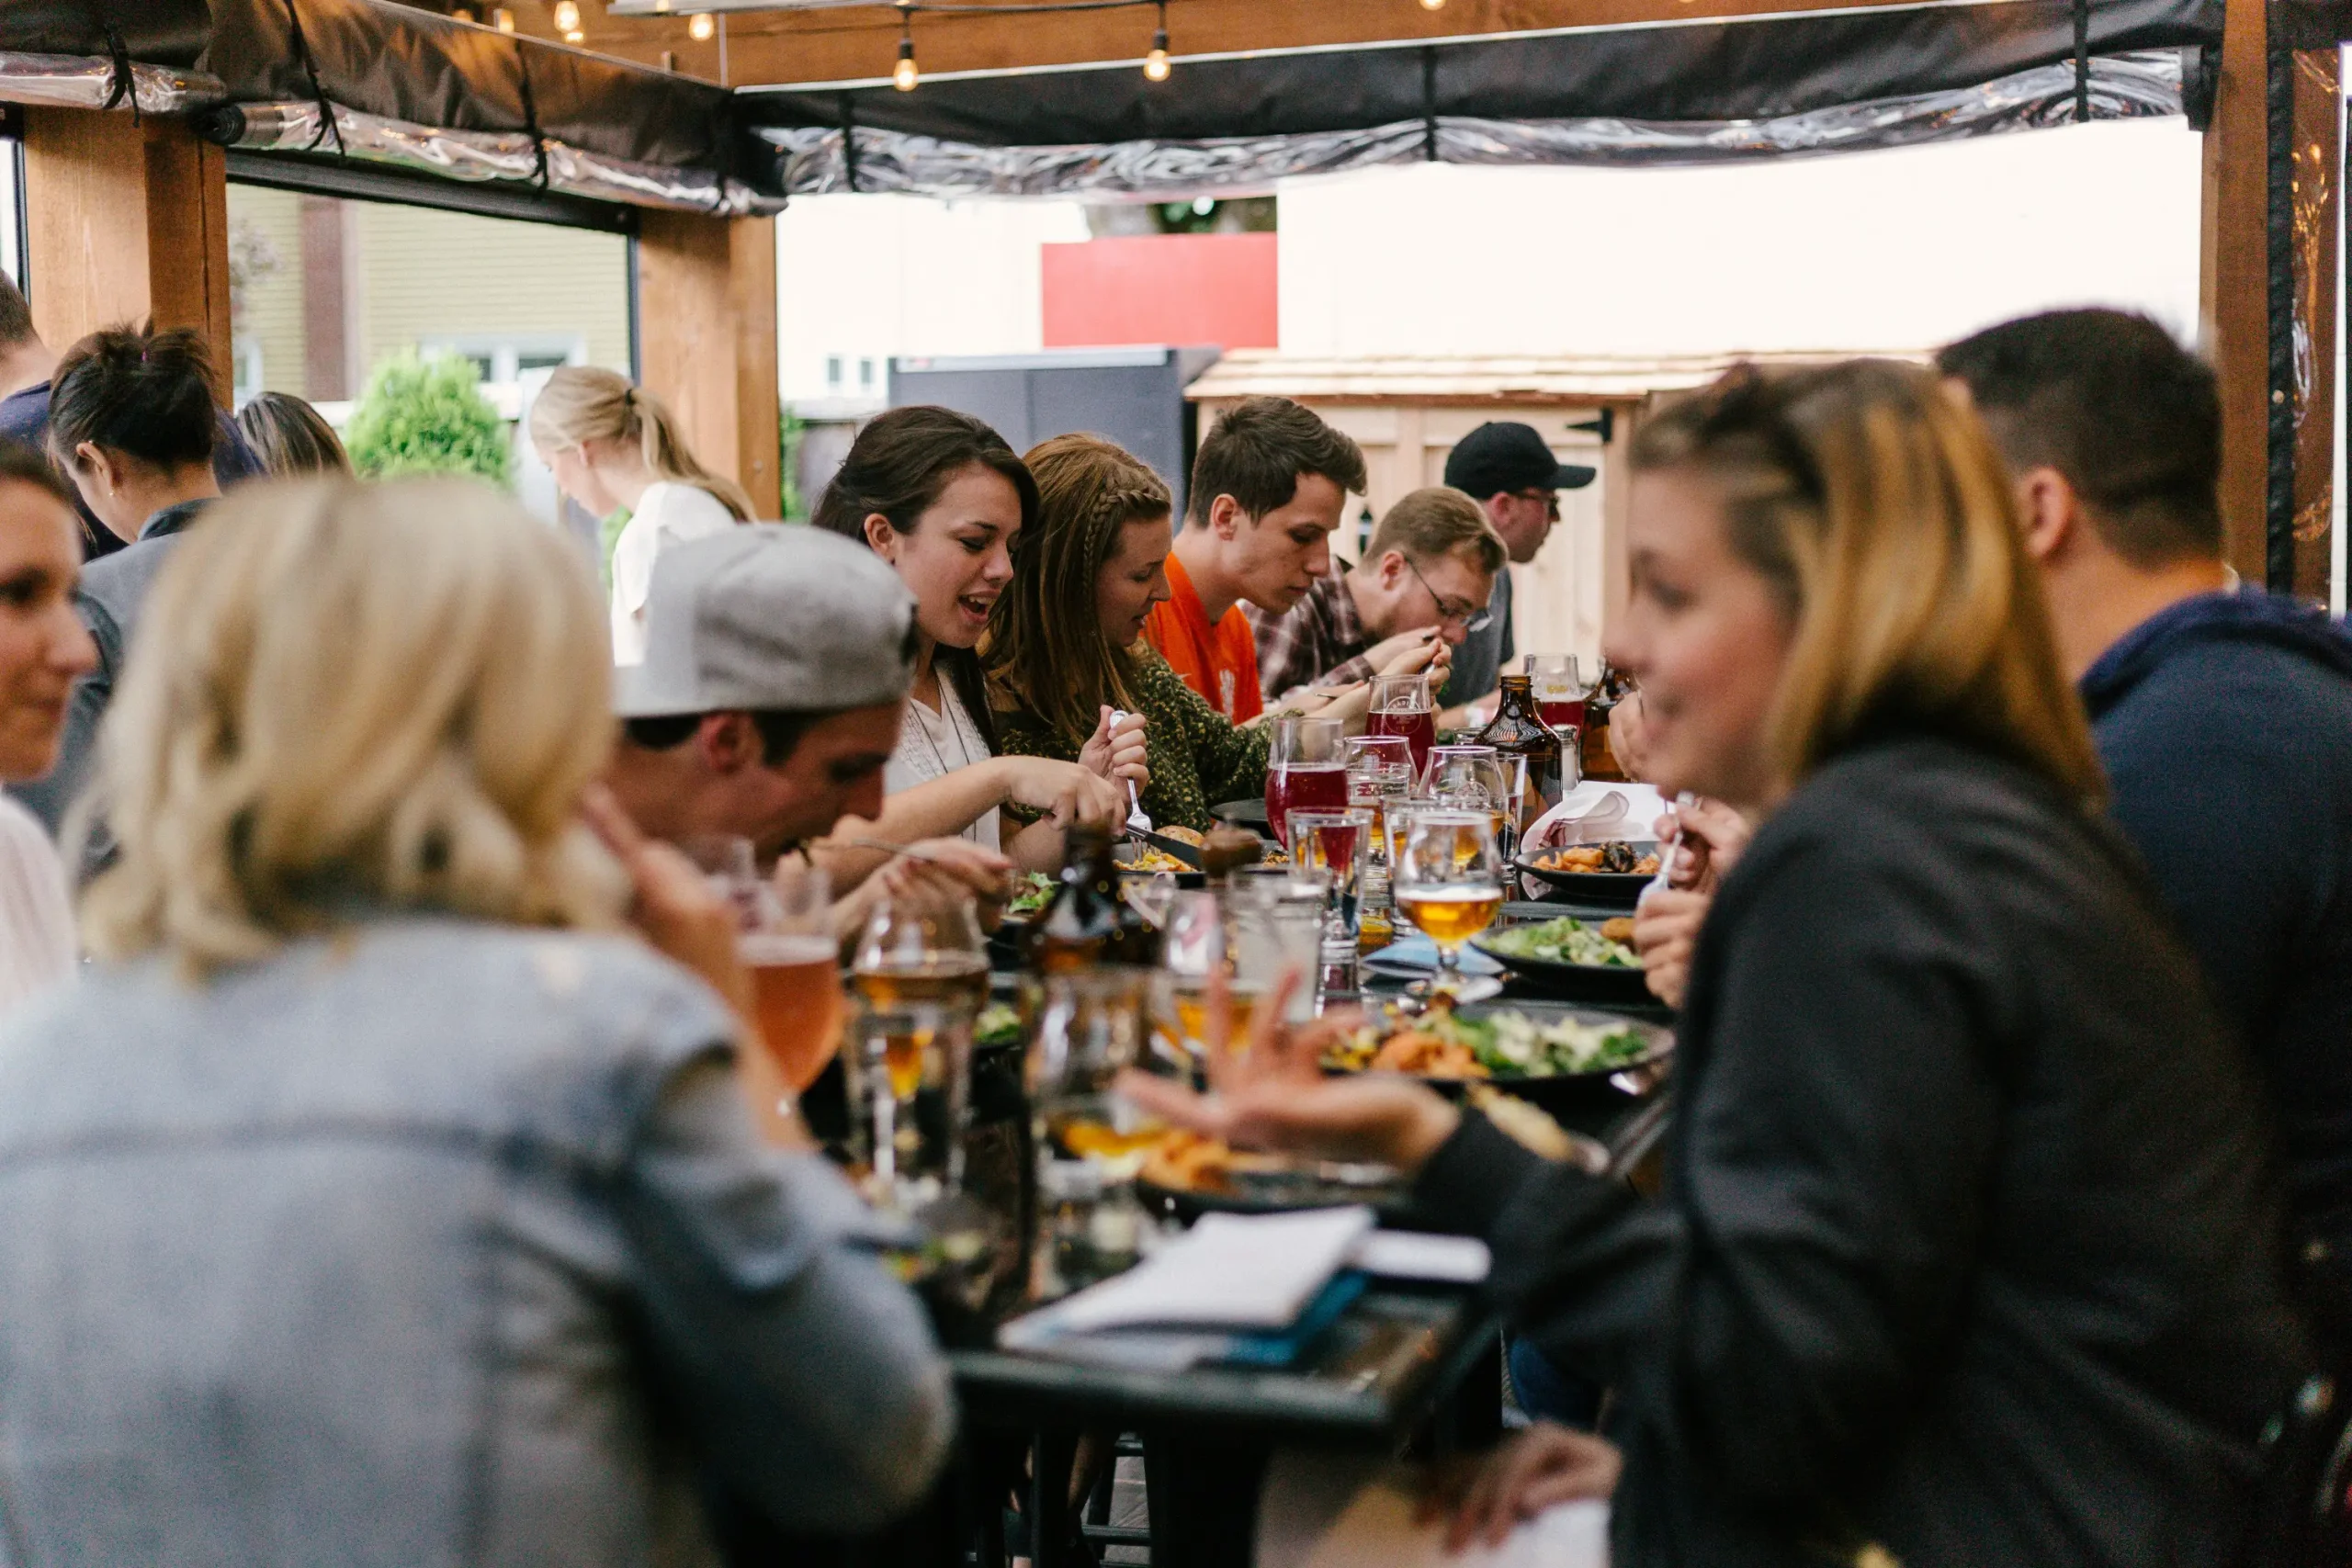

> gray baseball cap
[615,525,920,718]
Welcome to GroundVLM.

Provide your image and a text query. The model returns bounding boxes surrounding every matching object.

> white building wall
[1277,118,2204,360]
[774,193,1091,405]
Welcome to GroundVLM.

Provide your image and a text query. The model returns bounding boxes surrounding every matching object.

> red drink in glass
[1266,762,1351,848]
[1366,706,1437,778]
[1538,698,1586,735]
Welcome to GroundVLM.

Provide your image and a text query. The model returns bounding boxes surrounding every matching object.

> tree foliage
[345,353,514,488]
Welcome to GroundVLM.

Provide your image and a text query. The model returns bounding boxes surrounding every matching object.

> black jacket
[1417,735,2306,1567]
[2080,591,2352,1239]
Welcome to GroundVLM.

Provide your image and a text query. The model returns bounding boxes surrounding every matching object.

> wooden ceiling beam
[548,0,1918,90]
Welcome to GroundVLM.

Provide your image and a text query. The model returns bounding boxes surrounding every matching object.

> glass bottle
[1473,673,1566,831]
[1581,662,1634,783]
[1023,823,1164,973]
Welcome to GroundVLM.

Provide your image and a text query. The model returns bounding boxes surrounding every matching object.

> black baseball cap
[1443,422,1598,500]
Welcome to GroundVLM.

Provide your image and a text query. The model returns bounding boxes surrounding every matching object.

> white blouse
[0,796,74,1019]
[608,482,741,666]
[883,672,1001,852]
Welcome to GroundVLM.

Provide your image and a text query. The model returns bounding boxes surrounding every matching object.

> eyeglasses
[1404,555,1495,634]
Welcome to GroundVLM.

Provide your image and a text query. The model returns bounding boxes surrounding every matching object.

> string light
[492,6,514,28]
[551,0,580,29]
[894,15,919,91]
[687,10,715,39]
[1420,0,1447,9]
[564,28,584,41]
[1143,0,1169,80]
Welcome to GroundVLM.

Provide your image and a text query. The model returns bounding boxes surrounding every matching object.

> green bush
[345,352,514,488]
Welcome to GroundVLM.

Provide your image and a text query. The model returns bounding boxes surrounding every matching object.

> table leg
[1140,1429,1270,1568]
[1028,1427,1082,1568]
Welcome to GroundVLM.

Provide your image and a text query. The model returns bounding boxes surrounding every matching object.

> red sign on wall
[1041,233,1279,350]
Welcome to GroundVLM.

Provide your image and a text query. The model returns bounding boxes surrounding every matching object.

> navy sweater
[2080,590,2352,1235]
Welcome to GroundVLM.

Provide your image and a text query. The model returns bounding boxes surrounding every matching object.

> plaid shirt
[1245,566,1378,704]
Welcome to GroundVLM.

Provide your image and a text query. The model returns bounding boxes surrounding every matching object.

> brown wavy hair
[984,433,1170,746]
[1632,358,2105,805]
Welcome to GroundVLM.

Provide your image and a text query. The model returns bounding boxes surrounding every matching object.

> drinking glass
[846,890,988,1214]
[1229,865,1330,1022]
[1526,653,1591,739]
[1287,808,1372,934]
[681,833,765,930]
[1265,715,1348,850]
[1366,671,1438,778]
[1026,969,1178,1296]
[742,858,842,1096]
[1154,890,1229,1064]
[1392,808,1506,990]
[1425,744,1519,856]
[1344,734,1415,850]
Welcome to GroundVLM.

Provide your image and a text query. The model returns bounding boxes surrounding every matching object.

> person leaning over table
[0,476,953,1563]
[813,406,1139,883]
[12,323,229,837]
[1124,359,2308,1568]
[601,524,1011,940]
[986,433,1275,836]
[1144,396,1372,726]
[1245,485,1497,708]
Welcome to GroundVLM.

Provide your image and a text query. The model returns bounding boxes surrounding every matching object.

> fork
[1110,707,1151,834]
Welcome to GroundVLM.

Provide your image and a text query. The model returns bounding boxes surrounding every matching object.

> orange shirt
[1145,551,1264,725]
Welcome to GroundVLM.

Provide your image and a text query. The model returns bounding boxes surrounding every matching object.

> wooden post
[19,107,232,402]
[2203,5,2273,582]
[637,212,783,517]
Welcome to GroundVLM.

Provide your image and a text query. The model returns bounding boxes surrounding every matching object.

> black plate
[1213,798,1270,829]
[1339,998,1672,1119]
[1513,843,1661,908]
[1137,1161,1418,1224]
[1474,922,1651,1003]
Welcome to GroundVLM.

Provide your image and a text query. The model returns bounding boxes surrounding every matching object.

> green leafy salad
[1005,872,1056,919]
[1479,917,1640,969]
[1466,1010,1656,1077]
[977,1002,1022,1050]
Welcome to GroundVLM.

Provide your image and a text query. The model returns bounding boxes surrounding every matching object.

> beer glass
[742,857,842,1094]
[1393,808,1505,990]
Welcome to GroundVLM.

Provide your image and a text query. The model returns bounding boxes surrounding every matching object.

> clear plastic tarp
[0,51,223,116]
[759,51,2185,202]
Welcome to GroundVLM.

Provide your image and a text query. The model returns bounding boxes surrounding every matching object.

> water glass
[1229,865,1329,1022]
[1026,970,1178,1296]
[846,890,988,1216]
[1158,891,1234,1066]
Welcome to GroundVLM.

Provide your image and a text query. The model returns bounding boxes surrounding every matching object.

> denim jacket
[0,917,952,1566]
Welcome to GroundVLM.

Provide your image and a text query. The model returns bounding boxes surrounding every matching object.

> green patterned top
[993,645,1271,834]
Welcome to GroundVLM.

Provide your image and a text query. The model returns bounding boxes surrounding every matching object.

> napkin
[1362,935,1505,978]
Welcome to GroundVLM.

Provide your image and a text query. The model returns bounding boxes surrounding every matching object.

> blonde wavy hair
[527,366,755,521]
[79,477,628,972]
[1632,358,2106,805]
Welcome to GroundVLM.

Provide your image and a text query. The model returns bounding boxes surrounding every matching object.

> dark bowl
[1513,843,1660,908]
[1475,937,1653,1005]
[1340,998,1673,1121]
[1213,798,1271,829]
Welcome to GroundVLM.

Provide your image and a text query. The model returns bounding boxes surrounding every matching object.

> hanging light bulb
[651,0,670,11]
[551,0,580,30]
[1143,2,1170,81]
[1420,0,1447,9]
[563,28,583,41]
[492,6,514,28]
[893,28,918,91]
[687,10,715,39]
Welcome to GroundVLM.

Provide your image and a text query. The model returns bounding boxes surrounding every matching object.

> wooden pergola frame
[6,0,2306,584]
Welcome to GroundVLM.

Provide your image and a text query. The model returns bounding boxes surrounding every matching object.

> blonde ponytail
[528,367,756,521]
